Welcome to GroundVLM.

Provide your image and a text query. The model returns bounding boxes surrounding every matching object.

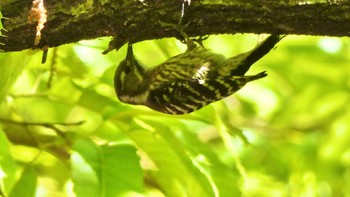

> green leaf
[177,124,241,196]
[71,138,143,197]
[127,117,215,197]
[0,52,31,102]
[8,166,37,197]
[0,126,17,194]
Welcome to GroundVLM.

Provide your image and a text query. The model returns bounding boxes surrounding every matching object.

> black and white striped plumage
[114,34,283,114]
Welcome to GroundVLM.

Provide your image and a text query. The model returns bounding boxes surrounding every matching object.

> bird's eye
[124,65,131,74]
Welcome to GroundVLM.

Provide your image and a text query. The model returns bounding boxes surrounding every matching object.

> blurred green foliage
[0,34,349,197]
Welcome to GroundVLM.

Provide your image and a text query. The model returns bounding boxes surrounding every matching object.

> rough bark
[0,0,349,52]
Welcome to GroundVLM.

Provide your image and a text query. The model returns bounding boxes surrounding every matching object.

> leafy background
[0,34,349,197]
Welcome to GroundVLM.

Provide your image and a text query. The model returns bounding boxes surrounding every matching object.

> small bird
[114,30,283,114]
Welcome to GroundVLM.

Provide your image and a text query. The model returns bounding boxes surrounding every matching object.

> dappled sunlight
[0,34,349,196]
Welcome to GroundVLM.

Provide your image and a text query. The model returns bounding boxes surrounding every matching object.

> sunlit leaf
[71,139,143,197]
[126,117,215,197]
[0,126,17,194]
[0,52,31,102]
[8,166,37,197]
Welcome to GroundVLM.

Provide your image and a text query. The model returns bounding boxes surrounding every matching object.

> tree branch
[0,0,349,52]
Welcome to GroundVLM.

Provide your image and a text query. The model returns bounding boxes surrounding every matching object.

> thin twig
[0,118,84,144]
[0,118,84,126]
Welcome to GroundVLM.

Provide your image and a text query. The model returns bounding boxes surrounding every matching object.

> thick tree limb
[0,0,349,52]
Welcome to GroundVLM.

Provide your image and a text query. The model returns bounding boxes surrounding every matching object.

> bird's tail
[223,71,267,95]
[246,71,268,81]
[228,34,284,76]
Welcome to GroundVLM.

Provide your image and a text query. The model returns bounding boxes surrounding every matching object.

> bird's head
[114,44,145,101]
